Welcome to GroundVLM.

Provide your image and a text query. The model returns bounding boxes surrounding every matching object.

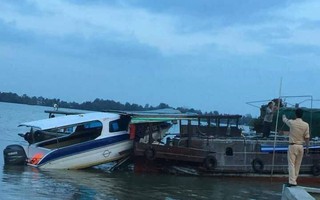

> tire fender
[252,158,264,173]
[311,163,320,176]
[204,155,217,170]
[144,147,156,160]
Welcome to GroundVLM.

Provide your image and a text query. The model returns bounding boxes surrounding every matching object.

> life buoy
[204,155,217,170]
[311,163,320,176]
[144,147,156,160]
[252,158,264,173]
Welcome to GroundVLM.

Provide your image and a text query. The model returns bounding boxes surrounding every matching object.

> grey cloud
[64,0,298,31]
[43,35,162,61]
[123,0,295,25]
[1,0,42,16]
[269,43,320,56]
[0,19,162,64]
[0,20,37,44]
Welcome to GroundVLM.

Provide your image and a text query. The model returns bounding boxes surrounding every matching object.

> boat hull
[27,135,133,169]
[133,137,320,176]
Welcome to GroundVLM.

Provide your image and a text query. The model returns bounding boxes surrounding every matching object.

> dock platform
[281,184,320,200]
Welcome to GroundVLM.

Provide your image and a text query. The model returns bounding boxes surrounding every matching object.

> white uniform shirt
[283,117,310,144]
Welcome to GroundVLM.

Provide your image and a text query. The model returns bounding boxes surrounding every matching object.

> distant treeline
[0,91,204,113]
[0,91,254,125]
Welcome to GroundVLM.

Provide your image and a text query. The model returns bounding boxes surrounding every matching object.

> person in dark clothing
[262,101,277,138]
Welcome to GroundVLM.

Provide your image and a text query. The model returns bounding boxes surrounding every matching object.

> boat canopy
[105,108,183,115]
[19,112,119,130]
[107,108,199,124]
[131,116,198,124]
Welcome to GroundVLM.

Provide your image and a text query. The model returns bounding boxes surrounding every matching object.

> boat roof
[106,108,184,116]
[131,116,198,124]
[19,112,119,130]
[106,108,196,124]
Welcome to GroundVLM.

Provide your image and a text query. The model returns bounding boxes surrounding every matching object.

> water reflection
[1,164,283,200]
[2,165,77,200]
[40,167,119,199]
[2,165,118,200]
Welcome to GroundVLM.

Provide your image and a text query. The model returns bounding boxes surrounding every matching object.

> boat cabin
[179,114,242,138]
[133,114,243,172]
[19,112,131,149]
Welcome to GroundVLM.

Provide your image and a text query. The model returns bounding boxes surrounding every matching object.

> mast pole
[271,78,282,177]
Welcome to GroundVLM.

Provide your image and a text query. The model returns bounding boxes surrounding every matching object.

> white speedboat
[4,112,134,169]
[3,107,182,169]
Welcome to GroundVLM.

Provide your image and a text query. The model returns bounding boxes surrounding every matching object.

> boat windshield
[24,120,103,145]
[46,120,103,136]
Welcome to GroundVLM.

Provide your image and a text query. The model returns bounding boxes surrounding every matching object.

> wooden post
[187,120,191,147]
[148,123,152,145]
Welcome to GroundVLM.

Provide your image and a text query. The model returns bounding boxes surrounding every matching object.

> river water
[0,102,283,200]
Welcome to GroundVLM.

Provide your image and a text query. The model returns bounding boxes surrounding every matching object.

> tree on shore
[0,91,254,124]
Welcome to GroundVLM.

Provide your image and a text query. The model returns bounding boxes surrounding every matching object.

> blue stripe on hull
[38,134,130,165]
[261,145,320,153]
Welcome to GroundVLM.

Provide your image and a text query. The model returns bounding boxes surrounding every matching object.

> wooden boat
[132,114,320,177]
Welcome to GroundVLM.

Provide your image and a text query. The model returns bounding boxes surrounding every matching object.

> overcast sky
[1,0,320,116]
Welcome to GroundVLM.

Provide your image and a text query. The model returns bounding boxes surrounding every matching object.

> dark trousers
[262,121,272,138]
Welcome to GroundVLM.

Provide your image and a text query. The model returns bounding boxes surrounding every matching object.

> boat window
[226,147,233,156]
[37,120,103,149]
[74,121,102,133]
[84,121,102,128]
[45,121,103,135]
[109,116,131,133]
[110,121,120,132]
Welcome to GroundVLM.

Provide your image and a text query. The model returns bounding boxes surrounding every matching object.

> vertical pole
[187,120,191,147]
[148,123,152,145]
[271,78,282,176]
[310,96,313,137]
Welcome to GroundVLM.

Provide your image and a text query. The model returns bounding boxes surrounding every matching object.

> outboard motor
[3,145,27,165]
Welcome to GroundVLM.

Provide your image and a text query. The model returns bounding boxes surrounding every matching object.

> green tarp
[273,107,320,137]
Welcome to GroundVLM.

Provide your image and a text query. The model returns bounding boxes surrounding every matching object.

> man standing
[262,101,277,138]
[282,108,310,186]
